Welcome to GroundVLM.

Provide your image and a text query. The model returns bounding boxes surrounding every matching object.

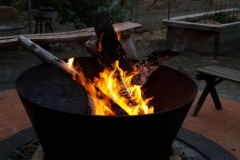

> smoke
[168,38,186,52]
[167,29,187,52]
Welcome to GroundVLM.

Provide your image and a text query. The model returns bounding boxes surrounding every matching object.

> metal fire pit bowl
[16,57,198,160]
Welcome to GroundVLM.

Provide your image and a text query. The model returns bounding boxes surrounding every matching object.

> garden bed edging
[162,9,240,55]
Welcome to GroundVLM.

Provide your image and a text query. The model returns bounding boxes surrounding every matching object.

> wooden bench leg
[209,83,222,110]
[45,23,48,33]
[48,23,54,33]
[34,21,39,34]
[44,23,54,33]
[192,77,223,117]
[192,83,210,116]
[40,22,43,33]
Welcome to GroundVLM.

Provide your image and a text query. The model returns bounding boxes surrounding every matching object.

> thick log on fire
[131,49,183,85]
[92,11,132,72]
[91,11,140,106]
[85,34,137,64]
[18,35,128,116]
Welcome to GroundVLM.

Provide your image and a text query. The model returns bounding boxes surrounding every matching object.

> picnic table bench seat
[0,21,142,49]
[192,65,240,116]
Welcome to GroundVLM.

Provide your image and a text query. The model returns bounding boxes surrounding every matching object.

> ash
[8,139,208,160]
[8,140,40,160]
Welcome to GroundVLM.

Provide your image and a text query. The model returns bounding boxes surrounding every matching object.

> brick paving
[0,89,240,159]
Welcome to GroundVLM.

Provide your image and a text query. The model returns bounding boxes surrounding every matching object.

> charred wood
[131,49,183,86]
[90,11,139,106]
[85,34,137,62]
[85,36,137,106]
[93,86,129,116]
[85,35,137,106]
[92,11,132,72]
[85,35,182,87]
[84,35,109,67]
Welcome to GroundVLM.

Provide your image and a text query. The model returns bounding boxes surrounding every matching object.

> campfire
[18,11,181,117]
[69,59,154,116]
[16,11,198,160]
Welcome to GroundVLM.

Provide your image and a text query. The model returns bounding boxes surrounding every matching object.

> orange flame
[67,58,154,116]
[116,32,121,41]
[98,33,104,53]
[67,57,74,68]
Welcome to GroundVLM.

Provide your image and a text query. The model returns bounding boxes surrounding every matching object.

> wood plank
[184,39,215,54]
[167,27,216,42]
[32,9,58,19]
[0,21,142,49]
[196,66,240,83]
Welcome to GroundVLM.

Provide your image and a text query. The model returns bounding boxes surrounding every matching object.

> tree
[50,0,129,29]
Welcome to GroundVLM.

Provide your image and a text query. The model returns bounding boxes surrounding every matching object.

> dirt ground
[1,0,240,103]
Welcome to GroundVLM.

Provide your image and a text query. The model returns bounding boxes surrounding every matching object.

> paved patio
[0,88,240,159]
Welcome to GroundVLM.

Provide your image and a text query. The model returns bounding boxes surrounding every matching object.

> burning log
[92,11,132,72]
[90,11,141,106]
[18,35,128,116]
[85,34,137,64]
[87,11,182,86]
[86,11,183,109]
[131,49,183,86]
[84,35,104,65]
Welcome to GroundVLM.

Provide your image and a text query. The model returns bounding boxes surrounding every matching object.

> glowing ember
[67,57,74,68]
[67,58,154,116]
[116,32,121,41]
